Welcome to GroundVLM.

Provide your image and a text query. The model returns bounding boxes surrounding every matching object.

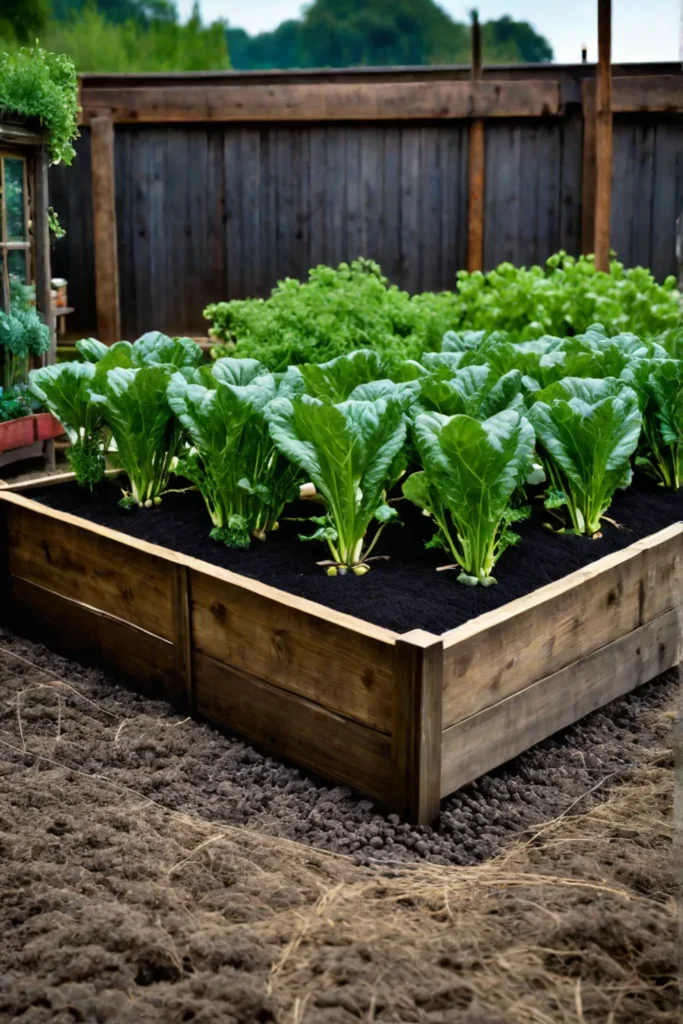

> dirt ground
[0,629,679,1023]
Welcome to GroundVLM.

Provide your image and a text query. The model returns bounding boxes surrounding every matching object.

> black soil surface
[0,627,675,867]
[27,474,683,633]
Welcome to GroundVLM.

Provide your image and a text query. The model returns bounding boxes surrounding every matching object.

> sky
[175,0,681,64]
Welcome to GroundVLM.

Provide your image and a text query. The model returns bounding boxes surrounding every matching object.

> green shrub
[0,45,79,164]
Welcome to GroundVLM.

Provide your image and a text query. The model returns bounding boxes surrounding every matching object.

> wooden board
[9,576,179,703]
[441,542,650,730]
[90,115,121,344]
[611,76,683,113]
[5,502,175,641]
[194,651,391,803]
[441,608,679,796]
[190,568,395,733]
[80,80,563,126]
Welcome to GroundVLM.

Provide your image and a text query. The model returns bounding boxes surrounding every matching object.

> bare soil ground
[0,629,679,1023]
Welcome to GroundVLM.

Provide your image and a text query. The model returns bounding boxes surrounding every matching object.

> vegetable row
[29,324,683,586]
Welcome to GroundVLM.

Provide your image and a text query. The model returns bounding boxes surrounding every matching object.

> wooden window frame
[0,151,31,312]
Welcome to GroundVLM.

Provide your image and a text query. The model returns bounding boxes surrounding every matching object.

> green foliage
[622,358,683,490]
[527,378,642,537]
[16,3,230,74]
[453,253,681,341]
[265,380,409,573]
[29,360,107,486]
[227,0,552,70]
[403,410,535,586]
[167,360,300,547]
[0,45,79,165]
[0,0,50,43]
[205,260,457,374]
[0,305,50,392]
[414,364,525,419]
[90,364,182,506]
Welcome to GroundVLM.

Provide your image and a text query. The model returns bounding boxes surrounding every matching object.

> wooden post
[391,630,443,825]
[593,0,613,272]
[90,114,121,344]
[33,144,56,471]
[467,11,485,273]
[581,80,597,254]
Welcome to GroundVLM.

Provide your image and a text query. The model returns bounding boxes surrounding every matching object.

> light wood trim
[441,608,679,796]
[0,488,398,644]
[391,629,443,824]
[194,651,392,804]
[79,80,563,125]
[90,114,120,344]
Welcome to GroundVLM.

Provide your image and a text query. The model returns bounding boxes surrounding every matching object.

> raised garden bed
[1,472,681,824]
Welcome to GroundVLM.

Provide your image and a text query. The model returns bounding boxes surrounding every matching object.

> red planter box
[0,413,64,454]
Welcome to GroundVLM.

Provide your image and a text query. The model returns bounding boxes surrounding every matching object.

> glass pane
[4,158,26,242]
[7,249,28,297]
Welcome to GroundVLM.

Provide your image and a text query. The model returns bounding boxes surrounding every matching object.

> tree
[226,0,553,70]
[0,0,50,42]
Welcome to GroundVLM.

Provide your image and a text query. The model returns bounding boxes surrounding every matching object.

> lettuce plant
[403,410,535,586]
[29,361,107,487]
[528,377,642,537]
[266,382,408,574]
[89,365,182,507]
[415,364,525,419]
[167,360,301,547]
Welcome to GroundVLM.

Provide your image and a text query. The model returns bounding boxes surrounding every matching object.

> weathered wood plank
[6,503,176,641]
[581,81,597,255]
[593,0,613,273]
[637,523,683,624]
[90,114,121,343]
[190,569,395,733]
[442,543,646,729]
[9,576,179,703]
[441,608,679,796]
[80,80,563,125]
[194,651,391,803]
[391,630,443,824]
[611,76,683,113]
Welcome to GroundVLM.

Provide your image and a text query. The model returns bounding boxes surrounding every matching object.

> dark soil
[0,630,677,1023]
[28,474,683,633]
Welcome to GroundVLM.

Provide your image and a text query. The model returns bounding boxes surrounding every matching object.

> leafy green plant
[528,377,642,537]
[415,363,525,419]
[266,382,409,574]
[89,364,183,508]
[0,46,79,165]
[0,306,50,391]
[403,410,534,586]
[621,358,683,490]
[29,360,106,486]
[167,360,301,547]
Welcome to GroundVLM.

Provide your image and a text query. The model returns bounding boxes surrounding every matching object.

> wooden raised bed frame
[1,473,681,823]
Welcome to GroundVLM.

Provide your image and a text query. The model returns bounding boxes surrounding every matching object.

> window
[0,153,30,312]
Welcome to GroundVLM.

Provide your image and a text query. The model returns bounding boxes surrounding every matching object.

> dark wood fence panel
[49,131,96,335]
[611,115,683,282]
[483,113,583,270]
[47,68,682,341]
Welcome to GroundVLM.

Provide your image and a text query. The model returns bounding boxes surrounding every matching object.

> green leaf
[75,338,109,363]
[131,332,203,370]
[298,349,383,402]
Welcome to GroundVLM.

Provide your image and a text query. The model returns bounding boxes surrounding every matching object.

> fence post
[391,629,443,825]
[467,11,485,273]
[90,114,121,344]
[594,0,613,272]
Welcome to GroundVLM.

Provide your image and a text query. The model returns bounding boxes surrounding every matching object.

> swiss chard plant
[167,360,301,547]
[527,377,642,537]
[403,410,535,586]
[29,361,107,486]
[89,365,183,507]
[265,382,409,574]
[621,358,683,489]
[415,364,525,419]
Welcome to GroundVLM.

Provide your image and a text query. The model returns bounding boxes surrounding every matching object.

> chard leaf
[131,332,203,370]
[298,349,383,402]
[75,338,109,363]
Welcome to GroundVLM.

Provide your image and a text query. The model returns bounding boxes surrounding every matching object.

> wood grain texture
[80,80,563,125]
[442,543,648,729]
[9,576,179,703]
[441,608,679,796]
[611,76,683,113]
[467,119,485,272]
[172,564,194,713]
[90,115,120,343]
[190,569,395,733]
[593,0,612,273]
[33,144,55,364]
[637,523,683,624]
[581,81,597,255]
[194,652,391,803]
[5,502,175,641]
[391,630,444,824]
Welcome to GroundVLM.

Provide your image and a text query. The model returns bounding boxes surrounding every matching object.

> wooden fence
[49,63,683,342]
